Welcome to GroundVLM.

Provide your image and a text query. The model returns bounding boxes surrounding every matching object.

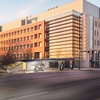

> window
[34,52,40,58]
[39,33,42,38]
[20,30,23,34]
[31,27,34,31]
[34,42,37,47]
[95,21,97,27]
[4,41,5,44]
[6,33,8,37]
[31,35,34,39]
[12,32,14,36]
[24,37,26,41]
[34,34,37,39]
[95,40,96,45]
[11,46,13,50]
[20,45,22,49]
[97,40,99,46]
[14,39,16,43]
[20,37,22,41]
[17,45,19,49]
[34,25,37,30]
[27,28,30,32]
[95,30,96,36]
[97,31,99,37]
[24,44,26,48]
[20,54,22,59]
[27,36,30,40]
[39,24,41,29]
[17,38,19,42]
[14,31,16,35]
[27,44,30,48]
[12,39,13,43]
[39,42,42,47]
[21,19,25,26]
[24,29,26,33]
[30,43,33,47]
[17,31,19,34]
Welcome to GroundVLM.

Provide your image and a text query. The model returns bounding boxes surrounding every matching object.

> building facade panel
[0,20,46,60]
[46,10,82,65]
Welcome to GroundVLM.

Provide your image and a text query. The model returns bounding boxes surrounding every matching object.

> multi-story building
[0,20,46,60]
[0,0,100,68]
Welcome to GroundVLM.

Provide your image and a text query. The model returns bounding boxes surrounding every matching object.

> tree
[1,50,16,69]
[23,48,32,60]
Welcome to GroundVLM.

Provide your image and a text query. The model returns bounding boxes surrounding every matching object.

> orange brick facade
[0,20,46,60]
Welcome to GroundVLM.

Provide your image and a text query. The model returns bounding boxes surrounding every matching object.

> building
[0,0,100,68]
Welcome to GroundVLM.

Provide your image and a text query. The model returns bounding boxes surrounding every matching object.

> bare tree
[23,48,32,60]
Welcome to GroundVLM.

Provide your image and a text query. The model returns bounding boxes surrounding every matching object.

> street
[0,70,100,100]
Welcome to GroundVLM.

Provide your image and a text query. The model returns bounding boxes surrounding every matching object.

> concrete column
[99,51,100,67]
[23,62,26,70]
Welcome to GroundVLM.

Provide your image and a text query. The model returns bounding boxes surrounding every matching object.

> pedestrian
[60,62,64,71]
[3,65,6,70]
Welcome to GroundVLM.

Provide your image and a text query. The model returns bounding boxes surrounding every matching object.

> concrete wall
[94,17,100,49]
[26,61,49,70]
[83,0,100,18]
[81,14,90,67]
[2,18,25,32]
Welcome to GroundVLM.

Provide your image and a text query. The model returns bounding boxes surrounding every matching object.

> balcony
[45,47,49,51]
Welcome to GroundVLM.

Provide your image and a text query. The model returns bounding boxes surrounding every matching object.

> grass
[0,68,6,73]
[0,62,23,76]
[0,69,7,76]
[7,62,23,70]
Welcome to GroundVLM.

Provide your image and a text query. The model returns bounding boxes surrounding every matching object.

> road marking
[9,91,48,100]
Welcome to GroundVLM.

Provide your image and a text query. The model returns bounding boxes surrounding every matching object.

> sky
[0,0,100,25]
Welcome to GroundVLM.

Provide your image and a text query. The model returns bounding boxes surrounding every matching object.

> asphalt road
[0,70,100,100]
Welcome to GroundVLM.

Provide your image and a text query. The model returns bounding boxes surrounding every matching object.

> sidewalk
[1,67,100,77]
[9,67,100,73]
[0,72,7,77]
[74,67,100,71]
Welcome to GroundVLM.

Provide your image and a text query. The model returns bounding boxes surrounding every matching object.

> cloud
[0,0,51,24]
[0,15,7,24]
[16,0,51,18]
[0,15,6,21]
[17,7,32,18]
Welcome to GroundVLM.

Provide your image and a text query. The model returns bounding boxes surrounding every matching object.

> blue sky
[0,0,100,25]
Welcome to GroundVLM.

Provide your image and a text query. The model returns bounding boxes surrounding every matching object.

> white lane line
[9,91,48,100]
